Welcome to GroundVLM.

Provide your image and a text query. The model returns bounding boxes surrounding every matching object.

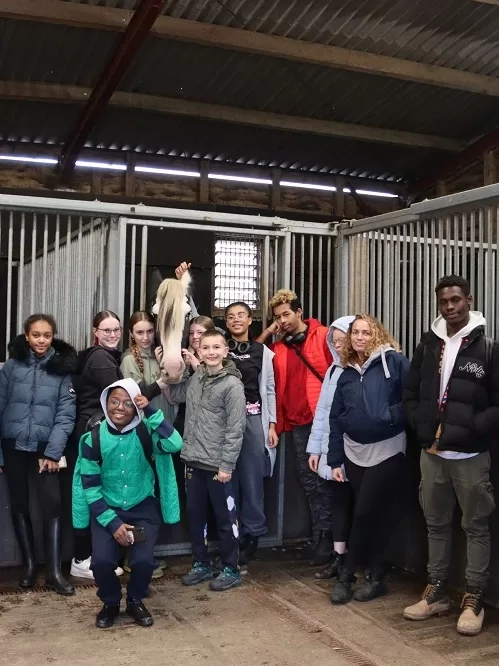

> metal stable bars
[336,184,499,357]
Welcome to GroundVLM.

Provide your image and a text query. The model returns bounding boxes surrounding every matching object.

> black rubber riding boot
[12,513,37,588]
[239,536,259,566]
[330,569,356,605]
[309,531,334,566]
[315,552,345,580]
[44,518,75,596]
[353,566,388,602]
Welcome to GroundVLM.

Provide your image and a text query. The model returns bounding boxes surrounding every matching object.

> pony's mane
[156,271,191,349]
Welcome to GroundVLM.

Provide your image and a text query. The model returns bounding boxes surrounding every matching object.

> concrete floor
[1,552,499,666]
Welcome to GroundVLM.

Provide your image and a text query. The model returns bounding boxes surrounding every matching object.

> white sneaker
[71,557,124,578]
[70,557,94,580]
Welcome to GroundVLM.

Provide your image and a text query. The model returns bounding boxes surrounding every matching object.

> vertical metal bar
[485,206,492,324]
[300,234,305,305]
[317,236,323,322]
[393,227,401,342]
[30,213,37,314]
[139,224,148,311]
[415,219,422,343]
[422,220,430,334]
[262,235,270,330]
[477,208,484,314]
[281,230,292,291]
[470,211,476,303]
[16,213,26,332]
[129,224,137,316]
[453,213,460,276]
[326,235,332,323]
[408,221,415,356]
[53,214,60,321]
[438,215,445,285]
[117,219,128,325]
[308,236,314,318]
[99,219,106,312]
[6,212,13,358]
[462,211,468,282]
[369,231,375,317]
[63,216,72,337]
[290,233,296,293]
[430,218,437,326]
[41,214,49,312]
[445,214,451,275]
[76,217,83,349]
[376,230,382,321]
[401,224,408,354]
[382,228,390,328]
[340,233,349,316]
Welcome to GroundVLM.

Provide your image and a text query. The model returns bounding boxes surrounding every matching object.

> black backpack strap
[91,424,103,466]
[485,336,494,369]
[292,345,324,383]
[136,421,155,468]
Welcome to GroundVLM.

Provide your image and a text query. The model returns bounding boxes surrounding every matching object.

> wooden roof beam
[2,0,499,98]
[0,81,466,152]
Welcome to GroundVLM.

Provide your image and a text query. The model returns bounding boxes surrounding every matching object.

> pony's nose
[160,358,185,384]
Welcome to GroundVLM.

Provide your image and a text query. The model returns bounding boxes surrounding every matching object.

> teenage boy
[225,301,278,565]
[258,289,332,561]
[73,378,182,629]
[403,275,499,636]
[171,329,246,591]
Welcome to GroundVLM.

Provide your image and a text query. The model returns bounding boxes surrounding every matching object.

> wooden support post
[125,152,136,197]
[198,159,210,203]
[484,150,497,185]
[436,180,447,197]
[270,168,281,210]
[335,176,345,218]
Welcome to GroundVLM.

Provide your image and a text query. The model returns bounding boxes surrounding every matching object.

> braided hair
[128,311,156,379]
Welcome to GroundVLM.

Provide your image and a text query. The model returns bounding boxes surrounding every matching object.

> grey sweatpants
[419,449,495,588]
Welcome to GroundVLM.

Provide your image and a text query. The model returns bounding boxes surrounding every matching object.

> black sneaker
[239,536,258,566]
[95,604,120,629]
[209,567,242,591]
[315,553,345,580]
[126,599,154,627]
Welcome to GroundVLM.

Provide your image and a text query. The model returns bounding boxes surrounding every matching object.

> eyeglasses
[97,327,122,336]
[109,398,134,409]
[226,314,249,322]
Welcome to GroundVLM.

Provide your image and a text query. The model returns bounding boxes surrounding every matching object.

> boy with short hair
[72,377,182,629]
[171,329,246,591]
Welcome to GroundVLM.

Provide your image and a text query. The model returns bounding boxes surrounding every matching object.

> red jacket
[272,319,331,435]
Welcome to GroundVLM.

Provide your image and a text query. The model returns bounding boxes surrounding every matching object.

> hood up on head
[431,311,486,341]
[326,315,356,365]
[100,377,143,434]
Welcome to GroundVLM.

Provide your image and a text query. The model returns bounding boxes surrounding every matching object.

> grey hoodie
[172,360,246,473]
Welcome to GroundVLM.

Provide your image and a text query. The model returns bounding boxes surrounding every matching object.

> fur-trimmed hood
[8,334,78,375]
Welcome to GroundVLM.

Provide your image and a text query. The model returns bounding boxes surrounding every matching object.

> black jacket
[403,326,499,453]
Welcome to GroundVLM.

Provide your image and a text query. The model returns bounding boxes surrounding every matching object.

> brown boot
[403,579,450,621]
[456,587,485,636]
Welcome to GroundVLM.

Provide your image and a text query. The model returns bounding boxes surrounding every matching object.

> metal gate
[336,185,499,357]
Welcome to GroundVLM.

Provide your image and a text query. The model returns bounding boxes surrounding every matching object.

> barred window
[214,238,260,311]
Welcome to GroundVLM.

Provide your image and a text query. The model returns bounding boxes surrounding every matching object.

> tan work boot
[403,579,450,620]
[457,587,485,636]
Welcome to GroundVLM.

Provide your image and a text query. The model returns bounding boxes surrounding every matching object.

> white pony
[152,270,192,384]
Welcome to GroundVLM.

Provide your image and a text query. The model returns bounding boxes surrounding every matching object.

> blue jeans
[233,414,268,538]
[90,496,160,605]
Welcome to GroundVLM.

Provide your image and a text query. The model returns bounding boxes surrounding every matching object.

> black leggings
[344,453,405,573]
[3,442,61,519]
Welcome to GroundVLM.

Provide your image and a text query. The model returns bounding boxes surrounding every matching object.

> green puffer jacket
[72,404,182,531]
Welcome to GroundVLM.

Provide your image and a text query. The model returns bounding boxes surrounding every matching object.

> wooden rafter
[0,81,465,151]
[1,0,499,97]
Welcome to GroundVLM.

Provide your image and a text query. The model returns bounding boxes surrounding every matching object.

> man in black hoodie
[402,275,499,636]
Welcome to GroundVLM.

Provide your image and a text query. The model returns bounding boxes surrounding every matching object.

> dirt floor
[1,550,499,666]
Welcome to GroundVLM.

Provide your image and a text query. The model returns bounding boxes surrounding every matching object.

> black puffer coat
[403,326,499,453]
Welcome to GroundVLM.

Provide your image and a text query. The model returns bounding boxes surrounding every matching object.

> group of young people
[0,270,497,637]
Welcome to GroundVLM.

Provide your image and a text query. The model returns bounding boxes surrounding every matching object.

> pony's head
[155,270,191,383]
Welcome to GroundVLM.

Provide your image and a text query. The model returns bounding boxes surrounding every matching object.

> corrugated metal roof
[0,99,447,182]
[63,0,499,76]
[0,20,496,142]
[1,0,499,183]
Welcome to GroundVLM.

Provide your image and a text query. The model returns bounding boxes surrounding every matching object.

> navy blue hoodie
[327,346,410,469]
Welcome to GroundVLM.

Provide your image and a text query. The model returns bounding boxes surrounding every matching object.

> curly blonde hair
[340,314,400,367]
[269,289,300,312]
